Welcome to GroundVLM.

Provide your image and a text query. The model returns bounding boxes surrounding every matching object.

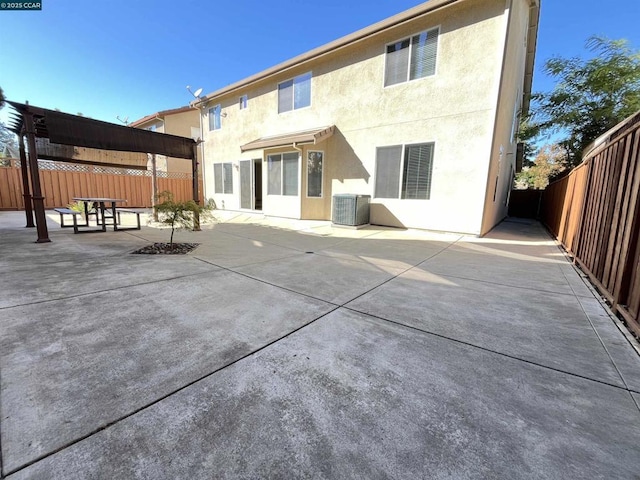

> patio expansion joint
[0,304,342,478]
[192,251,308,271]
[192,256,343,307]
[341,236,464,307]
[559,266,639,395]
[421,271,593,299]
[343,305,640,397]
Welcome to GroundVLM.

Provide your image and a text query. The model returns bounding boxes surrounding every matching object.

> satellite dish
[194,88,203,98]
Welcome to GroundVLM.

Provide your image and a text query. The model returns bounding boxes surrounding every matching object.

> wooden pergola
[7,101,200,243]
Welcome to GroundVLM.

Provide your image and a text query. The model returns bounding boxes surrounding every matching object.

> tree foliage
[0,122,18,160]
[527,36,640,167]
[154,191,214,248]
[514,144,568,190]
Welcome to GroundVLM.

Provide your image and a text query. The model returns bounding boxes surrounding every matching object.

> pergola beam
[7,100,199,243]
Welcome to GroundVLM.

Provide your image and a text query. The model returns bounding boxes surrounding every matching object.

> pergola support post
[24,111,50,243]
[151,153,159,222]
[18,134,35,228]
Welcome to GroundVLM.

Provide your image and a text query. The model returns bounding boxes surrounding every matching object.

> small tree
[514,144,568,189]
[154,191,214,248]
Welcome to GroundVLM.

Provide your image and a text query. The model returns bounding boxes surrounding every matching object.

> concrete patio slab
[213,223,355,253]
[0,254,219,308]
[576,296,640,392]
[317,234,455,269]
[558,263,596,298]
[1,211,639,479]
[422,242,577,296]
[346,266,637,388]
[7,310,640,479]
[0,228,149,269]
[1,269,335,472]
[234,252,407,305]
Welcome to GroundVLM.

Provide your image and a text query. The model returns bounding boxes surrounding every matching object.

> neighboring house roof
[198,0,539,112]
[130,105,195,128]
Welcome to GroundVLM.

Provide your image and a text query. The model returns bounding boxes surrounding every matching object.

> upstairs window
[375,143,435,200]
[239,95,248,110]
[278,72,311,113]
[384,28,438,87]
[214,162,233,194]
[209,104,221,131]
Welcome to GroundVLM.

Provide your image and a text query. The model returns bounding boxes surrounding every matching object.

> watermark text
[0,2,42,10]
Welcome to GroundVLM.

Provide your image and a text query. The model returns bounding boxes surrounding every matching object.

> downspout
[293,142,304,217]
[190,100,207,206]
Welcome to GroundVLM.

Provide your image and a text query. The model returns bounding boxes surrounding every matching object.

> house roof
[198,0,539,109]
[240,126,335,152]
[130,105,195,128]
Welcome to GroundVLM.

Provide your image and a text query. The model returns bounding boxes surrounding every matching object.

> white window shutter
[410,29,438,80]
[278,80,293,113]
[375,146,402,198]
[384,40,410,86]
[268,155,282,195]
[282,152,299,196]
[214,163,223,193]
[402,143,434,199]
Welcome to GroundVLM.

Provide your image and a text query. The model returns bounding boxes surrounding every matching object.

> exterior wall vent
[332,194,371,226]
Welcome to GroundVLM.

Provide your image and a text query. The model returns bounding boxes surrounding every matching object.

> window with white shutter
[214,162,233,194]
[374,143,434,200]
[267,152,299,196]
[278,72,311,113]
[402,143,434,199]
[384,28,438,87]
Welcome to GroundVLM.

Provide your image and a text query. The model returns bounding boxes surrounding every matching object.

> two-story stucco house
[131,106,201,174]
[196,0,539,235]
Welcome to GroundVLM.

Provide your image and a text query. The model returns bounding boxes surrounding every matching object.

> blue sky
[1,0,639,126]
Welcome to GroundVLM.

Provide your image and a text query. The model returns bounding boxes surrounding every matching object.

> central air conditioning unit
[332,194,371,226]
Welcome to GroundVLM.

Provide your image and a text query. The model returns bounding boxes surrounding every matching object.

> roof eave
[200,0,465,104]
[522,0,540,115]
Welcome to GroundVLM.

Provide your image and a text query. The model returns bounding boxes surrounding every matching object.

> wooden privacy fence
[540,113,640,337]
[0,159,200,210]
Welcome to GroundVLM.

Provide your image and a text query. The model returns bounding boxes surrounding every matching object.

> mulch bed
[132,243,199,255]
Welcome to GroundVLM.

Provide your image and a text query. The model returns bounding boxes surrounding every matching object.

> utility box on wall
[332,194,371,226]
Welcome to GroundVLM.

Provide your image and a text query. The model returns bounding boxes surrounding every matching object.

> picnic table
[53,197,141,233]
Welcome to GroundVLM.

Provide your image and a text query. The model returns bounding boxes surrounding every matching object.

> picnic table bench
[115,208,142,231]
[53,207,85,234]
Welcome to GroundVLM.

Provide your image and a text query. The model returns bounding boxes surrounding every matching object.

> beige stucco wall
[134,110,200,174]
[480,0,534,235]
[163,109,201,174]
[202,0,518,234]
